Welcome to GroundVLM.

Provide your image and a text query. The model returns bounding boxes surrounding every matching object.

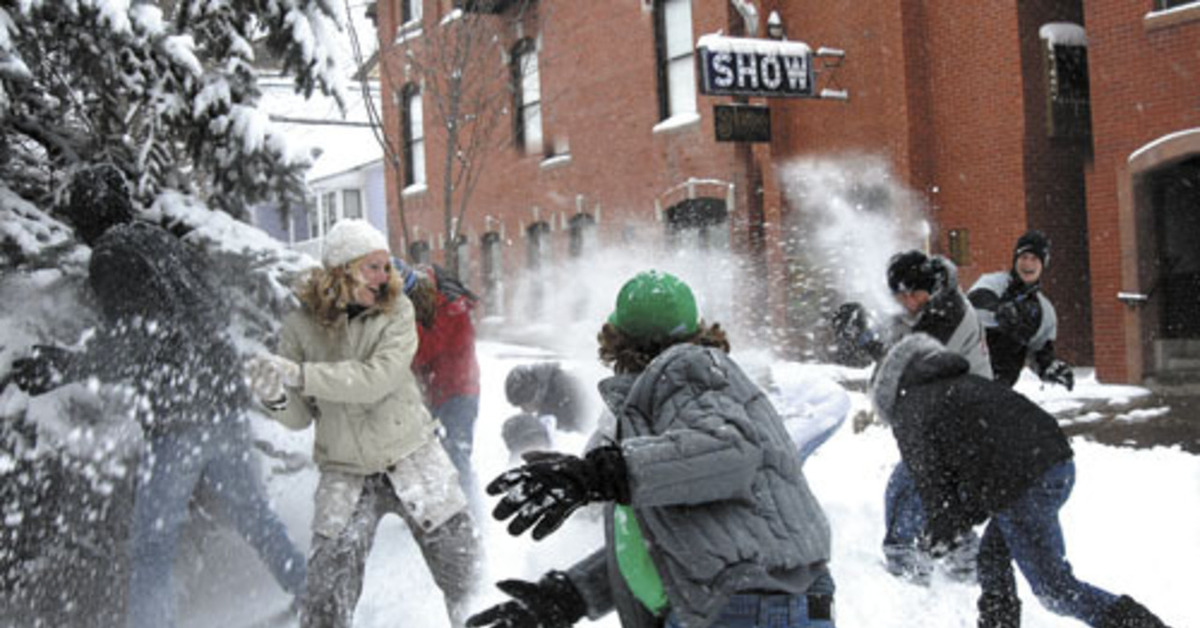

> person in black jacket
[834,251,992,583]
[871,333,1172,628]
[968,230,1074,390]
[10,165,306,628]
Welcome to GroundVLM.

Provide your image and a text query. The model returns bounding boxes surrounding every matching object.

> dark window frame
[400,82,424,186]
[652,0,695,122]
[1043,34,1091,139]
[511,38,542,154]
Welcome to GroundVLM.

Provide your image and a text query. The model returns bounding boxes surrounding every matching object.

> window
[400,0,422,25]
[409,240,432,264]
[654,0,697,121]
[307,199,320,239]
[322,191,337,233]
[512,38,544,155]
[1157,0,1198,9]
[665,197,728,251]
[481,231,503,315]
[452,234,470,283]
[525,221,551,318]
[1040,24,1090,139]
[401,83,426,187]
[568,213,596,258]
[343,189,362,220]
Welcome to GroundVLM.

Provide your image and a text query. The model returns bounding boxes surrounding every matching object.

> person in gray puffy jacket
[468,270,835,628]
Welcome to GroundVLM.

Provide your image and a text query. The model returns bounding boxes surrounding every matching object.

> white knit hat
[321,219,390,268]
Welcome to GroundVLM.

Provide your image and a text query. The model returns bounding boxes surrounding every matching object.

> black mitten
[1040,359,1075,391]
[466,572,587,628]
[9,345,74,395]
[487,445,629,540]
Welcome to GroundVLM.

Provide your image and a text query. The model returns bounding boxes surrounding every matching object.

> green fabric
[607,270,698,340]
[613,504,669,614]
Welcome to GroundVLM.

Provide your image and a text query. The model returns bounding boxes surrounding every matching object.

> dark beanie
[1013,230,1050,267]
[60,164,136,246]
[887,250,939,293]
[505,366,539,407]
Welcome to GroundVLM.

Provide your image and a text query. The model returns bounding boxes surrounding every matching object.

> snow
[652,111,701,133]
[1127,127,1200,164]
[696,33,813,57]
[1038,23,1087,47]
[147,337,1199,628]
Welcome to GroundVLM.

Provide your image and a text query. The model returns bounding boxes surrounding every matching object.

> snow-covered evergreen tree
[0,3,344,623]
[0,0,348,217]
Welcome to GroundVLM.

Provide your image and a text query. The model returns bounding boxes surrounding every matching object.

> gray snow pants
[300,473,480,628]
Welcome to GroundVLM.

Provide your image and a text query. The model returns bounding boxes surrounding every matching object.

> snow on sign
[697,34,814,98]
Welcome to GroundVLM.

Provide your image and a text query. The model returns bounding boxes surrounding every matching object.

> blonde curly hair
[295,256,404,328]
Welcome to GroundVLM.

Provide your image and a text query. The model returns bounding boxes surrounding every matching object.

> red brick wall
[1083,0,1200,382]
[370,1,1199,381]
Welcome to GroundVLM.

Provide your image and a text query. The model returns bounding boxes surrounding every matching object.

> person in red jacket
[405,263,482,502]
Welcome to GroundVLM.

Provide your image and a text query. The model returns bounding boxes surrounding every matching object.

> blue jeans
[882,462,928,574]
[664,567,836,628]
[434,395,480,499]
[126,422,306,628]
[978,460,1118,626]
[883,462,978,582]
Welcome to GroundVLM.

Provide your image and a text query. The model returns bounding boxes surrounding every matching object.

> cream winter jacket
[268,296,440,475]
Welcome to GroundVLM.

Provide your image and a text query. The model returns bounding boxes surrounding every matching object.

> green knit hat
[607,270,699,340]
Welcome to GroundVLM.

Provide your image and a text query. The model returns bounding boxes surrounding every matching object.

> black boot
[977,591,1021,628]
[1096,595,1171,628]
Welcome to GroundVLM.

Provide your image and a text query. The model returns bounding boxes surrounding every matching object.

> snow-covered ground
[179,340,1199,628]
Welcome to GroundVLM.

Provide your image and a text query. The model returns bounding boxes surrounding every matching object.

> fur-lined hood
[870,333,971,425]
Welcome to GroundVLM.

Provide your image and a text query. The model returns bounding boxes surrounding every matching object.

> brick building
[370,0,1200,384]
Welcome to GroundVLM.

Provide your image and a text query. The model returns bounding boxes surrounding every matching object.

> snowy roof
[695,33,813,56]
[1039,22,1088,47]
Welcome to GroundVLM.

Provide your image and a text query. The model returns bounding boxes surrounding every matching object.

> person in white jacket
[247,220,479,628]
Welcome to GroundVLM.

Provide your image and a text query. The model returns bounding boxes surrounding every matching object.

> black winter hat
[1013,230,1051,267]
[61,164,136,246]
[505,366,539,407]
[887,250,940,293]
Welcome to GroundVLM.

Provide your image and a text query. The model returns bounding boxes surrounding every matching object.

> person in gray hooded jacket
[468,270,834,628]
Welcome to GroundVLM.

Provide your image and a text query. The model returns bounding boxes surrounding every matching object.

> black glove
[9,345,74,395]
[830,302,884,365]
[1040,359,1074,391]
[831,302,869,343]
[487,445,629,540]
[994,296,1041,344]
[466,572,587,628]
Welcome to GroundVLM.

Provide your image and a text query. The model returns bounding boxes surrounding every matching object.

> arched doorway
[1146,156,1200,377]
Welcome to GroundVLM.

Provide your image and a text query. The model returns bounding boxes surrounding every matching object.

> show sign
[696,34,814,98]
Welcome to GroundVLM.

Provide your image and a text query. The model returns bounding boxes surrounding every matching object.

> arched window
[568,213,596,258]
[481,231,503,315]
[666,197,728,251]
[511,38,543,155]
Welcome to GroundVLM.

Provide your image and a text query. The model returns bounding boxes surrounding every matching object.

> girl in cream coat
[248,220,479,628]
